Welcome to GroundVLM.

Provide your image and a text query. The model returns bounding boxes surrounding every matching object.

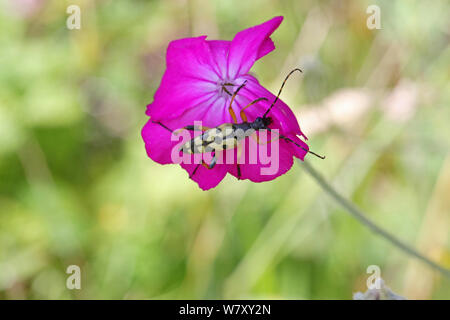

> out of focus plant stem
[301,160,450,278]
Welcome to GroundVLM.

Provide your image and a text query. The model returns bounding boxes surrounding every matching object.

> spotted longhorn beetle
[154,69,324,179]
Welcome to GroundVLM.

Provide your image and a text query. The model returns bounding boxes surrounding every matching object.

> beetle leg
[239,97,268,122]
[185,125,211,131]
[221,83,235,96]
[228,106,238,124]
[236,142,243,180]
[228,81,247,124]
[189,164,200,179]
[175,125,210,135]
[200,158,217,170]
[236,142,243,163]
[209,156,217,169]
[189,162,211,180]
[201,161,210,169]
[189,152,215,179]
[208,151,217,169]
[202,150,216,170]
[252,131,280,145]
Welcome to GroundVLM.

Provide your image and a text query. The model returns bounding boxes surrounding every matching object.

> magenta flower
[142,16,312,190]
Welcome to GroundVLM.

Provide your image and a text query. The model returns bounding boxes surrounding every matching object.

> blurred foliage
[0,0,449,299]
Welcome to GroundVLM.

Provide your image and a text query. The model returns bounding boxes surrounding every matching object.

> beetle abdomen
[180,123,249,154]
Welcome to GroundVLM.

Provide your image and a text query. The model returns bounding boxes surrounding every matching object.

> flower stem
[301,160,450,278]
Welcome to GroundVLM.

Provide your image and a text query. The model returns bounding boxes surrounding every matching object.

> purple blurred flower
[9,0,44,18]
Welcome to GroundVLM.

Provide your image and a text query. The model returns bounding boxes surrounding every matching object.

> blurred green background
[0,0,449,299]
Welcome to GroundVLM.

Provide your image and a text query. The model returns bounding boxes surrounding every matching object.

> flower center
[217,80,236,98]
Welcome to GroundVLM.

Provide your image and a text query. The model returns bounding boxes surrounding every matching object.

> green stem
[301,160,450,278]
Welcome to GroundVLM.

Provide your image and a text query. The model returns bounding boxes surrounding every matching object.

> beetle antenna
[266,128,325,159]
[306,150,326,159]
[290,139,325,160]
[263,68,302,118]
[152,120,173,133]
[230,80,247,105]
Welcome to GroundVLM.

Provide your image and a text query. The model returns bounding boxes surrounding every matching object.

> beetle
[154,69,324,179]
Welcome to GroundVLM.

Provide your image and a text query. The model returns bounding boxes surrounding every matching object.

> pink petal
[207,40,231,79]
[286,133,309,160]
[146,37,220,121]
[185,95,234,128]
[141,120,176,164]
[239,74,306,138]
[227,16,283,79]
[225,138,294,182]
[142,118,228,190]
[142,102,222,165]
[181,163,228,191]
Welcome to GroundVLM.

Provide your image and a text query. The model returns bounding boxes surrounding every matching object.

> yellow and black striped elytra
[179,120,270,155]
[180,124,239,155]
[153,68,325,180]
